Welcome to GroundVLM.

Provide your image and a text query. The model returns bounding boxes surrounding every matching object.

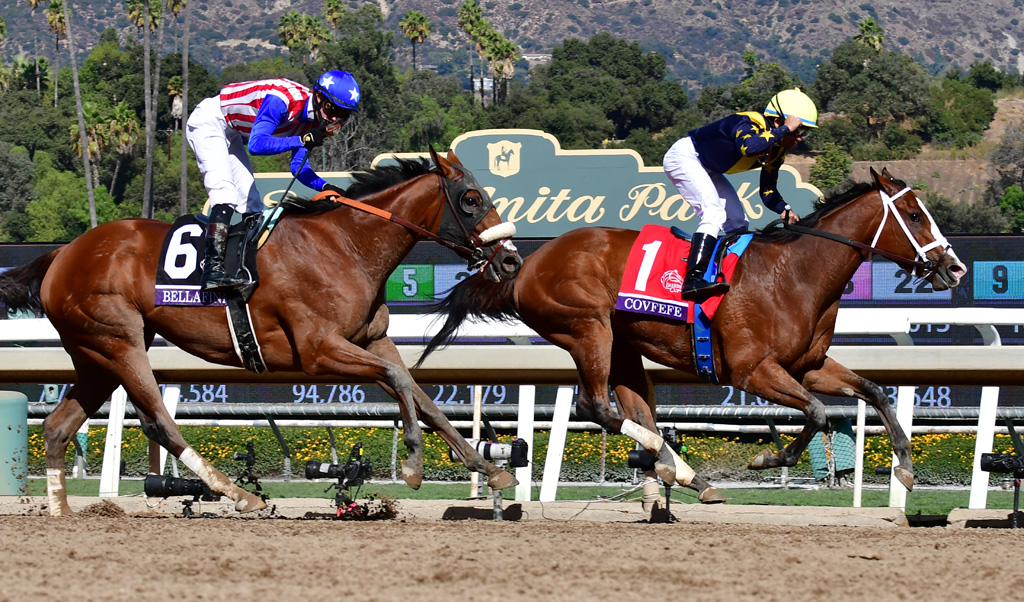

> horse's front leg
[740,362,828,471]
[367,337,517,490]
[301,336,425,489]
[803,356,914,491]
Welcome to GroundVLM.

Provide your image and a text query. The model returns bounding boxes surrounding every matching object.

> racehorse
[0,148,523,516]
[419,168,967,501]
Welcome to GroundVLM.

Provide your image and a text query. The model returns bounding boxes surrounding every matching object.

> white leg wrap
[46,468,68,516]
[620,419,665,452]
[663,443,696,486]
[180,447,213,482]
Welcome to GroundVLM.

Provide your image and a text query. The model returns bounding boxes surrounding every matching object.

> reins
[312,171,484,259]
[769,221,931,272]
[766,186,944,276]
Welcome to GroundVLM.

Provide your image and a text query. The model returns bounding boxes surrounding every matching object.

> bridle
[773,186,950,278]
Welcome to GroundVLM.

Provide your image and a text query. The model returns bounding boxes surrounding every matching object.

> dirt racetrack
[0,496,1021,602]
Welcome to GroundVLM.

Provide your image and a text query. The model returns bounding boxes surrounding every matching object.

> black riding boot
[680,232,731,301]
[200,205,248,292]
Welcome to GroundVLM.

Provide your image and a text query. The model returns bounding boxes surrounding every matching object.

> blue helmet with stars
[312,70,361,124]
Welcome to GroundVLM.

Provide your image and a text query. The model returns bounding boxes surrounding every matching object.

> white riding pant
[185,97,264,214]
[663,136,748,236]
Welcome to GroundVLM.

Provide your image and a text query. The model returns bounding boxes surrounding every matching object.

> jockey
[185,70,361,291]
[663,88,817,300]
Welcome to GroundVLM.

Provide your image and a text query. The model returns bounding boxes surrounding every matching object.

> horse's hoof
[747,449,775,470]
[401,462,423,490]
[894,465,915,491]
[235,492,266,513]
[487,470,518,490]
[49,503,73,517]
[698,487,726,504]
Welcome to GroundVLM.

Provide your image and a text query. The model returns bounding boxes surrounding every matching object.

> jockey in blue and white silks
[185,70,361,292]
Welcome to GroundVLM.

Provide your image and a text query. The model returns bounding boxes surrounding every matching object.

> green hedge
[27,426,1019,486]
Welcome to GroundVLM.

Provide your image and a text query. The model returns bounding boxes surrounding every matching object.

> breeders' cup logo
[660,269,683,294]
[487,141,522,178]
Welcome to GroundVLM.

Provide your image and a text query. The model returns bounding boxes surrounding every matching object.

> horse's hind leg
[115,347,264,512]
[63,333,264,513]
[609,347,725,504]
[802,357,914,490]
[569,329,692,489]
[43,373,118,516]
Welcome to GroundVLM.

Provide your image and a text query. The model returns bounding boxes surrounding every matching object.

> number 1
[633,240,662,292]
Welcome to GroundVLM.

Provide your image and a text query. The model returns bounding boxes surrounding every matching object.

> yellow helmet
[764,88,818,128]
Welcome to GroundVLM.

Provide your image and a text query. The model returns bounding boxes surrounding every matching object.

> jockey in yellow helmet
[663,88,818,300]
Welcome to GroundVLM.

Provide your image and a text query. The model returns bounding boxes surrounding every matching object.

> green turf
[23,478,1022,515]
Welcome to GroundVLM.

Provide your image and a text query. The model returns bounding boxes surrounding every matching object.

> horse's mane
[344,157,433,200]
[755,175,908,243]
[283,157,432,213]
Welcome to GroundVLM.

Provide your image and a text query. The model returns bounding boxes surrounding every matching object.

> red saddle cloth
[616,225,737,322]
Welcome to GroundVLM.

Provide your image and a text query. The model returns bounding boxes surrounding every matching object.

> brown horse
[420,168,967,502]
[0,148,524,516]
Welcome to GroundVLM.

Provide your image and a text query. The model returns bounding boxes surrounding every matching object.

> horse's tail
[0,249,61,315]
[414,271,520,369]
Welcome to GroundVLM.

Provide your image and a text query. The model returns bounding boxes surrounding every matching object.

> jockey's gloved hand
[321,183,344,197]
[301,124,330,149]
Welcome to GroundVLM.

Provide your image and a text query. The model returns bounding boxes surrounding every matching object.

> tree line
[0,5,1022,243]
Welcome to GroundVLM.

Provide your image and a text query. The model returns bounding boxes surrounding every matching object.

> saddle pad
[616,226,755,323]
[155,215,228,307]
[615,225,693,322]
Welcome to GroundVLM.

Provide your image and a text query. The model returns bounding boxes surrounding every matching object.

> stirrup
[200,273,248,292]
[680,279,730,301]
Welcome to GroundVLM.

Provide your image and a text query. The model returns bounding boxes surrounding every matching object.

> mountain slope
[1,0,1021,84]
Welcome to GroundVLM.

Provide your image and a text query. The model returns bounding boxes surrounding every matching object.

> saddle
[155,192,341,374]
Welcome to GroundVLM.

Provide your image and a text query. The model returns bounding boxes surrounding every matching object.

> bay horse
[420,168,967,502]
[0,148,524,516]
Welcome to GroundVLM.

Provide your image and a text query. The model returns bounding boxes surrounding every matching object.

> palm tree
[61,0,98,228]
[488,35,517,105]
[44,0,65,107]
[278,10,305,63]
[399,10,431,72]
[457,0,482,103]
[302,15,329,64]
[69,102,106,194]
[109,101,141,195]
[26,0,43,96]
[854,17,884,51]
[166,0,183,54]
[178,0,190,215]
[323,0,345,37]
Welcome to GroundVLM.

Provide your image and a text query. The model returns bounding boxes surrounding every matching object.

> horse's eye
[461,192,482,213]
[908,212,921,223]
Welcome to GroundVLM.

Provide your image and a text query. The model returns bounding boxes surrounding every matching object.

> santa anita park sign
[255,129,822,238]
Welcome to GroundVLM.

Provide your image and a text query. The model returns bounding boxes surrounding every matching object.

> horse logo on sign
[487,141,522,178]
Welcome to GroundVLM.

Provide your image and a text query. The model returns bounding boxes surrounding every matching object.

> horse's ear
[429,145,458,179]
[869,166,885,187]
[447,149,464,166]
